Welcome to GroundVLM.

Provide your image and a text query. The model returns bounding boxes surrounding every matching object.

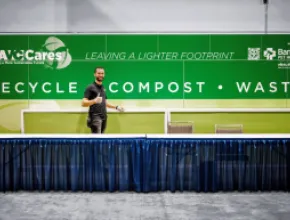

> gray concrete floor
[0,192,290,220]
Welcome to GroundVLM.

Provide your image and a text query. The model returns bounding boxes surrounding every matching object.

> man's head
[94,67,105,83]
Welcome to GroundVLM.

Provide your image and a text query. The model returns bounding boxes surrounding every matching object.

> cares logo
[0,36,72,70]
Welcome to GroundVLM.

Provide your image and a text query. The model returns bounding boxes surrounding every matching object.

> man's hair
[94,66,104,73]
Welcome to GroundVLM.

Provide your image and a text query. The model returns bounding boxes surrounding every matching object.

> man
[82,67,124,133]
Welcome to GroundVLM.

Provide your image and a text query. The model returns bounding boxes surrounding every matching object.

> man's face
[95,68,105,82]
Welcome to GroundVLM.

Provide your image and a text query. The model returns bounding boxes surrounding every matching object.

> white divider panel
[146,134,290,139]
[20,108,290,134]
[21,108,168,134]
[1,134,290,139]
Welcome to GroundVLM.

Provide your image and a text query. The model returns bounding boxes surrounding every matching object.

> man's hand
[94,96,103,104]
[82,94,102,107]
[116,106,124,112]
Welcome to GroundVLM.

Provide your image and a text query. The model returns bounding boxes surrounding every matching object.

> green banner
[0,34,289,99]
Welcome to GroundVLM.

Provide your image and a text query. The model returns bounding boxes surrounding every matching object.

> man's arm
[106,101,117,109]
[82,98,96,107]
[81,86,101,107]
[106,101,124,112]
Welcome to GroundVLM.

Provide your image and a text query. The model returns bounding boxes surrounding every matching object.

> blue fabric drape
[143,139,289,192]
[0,138,289,192]
[0,138,142,192]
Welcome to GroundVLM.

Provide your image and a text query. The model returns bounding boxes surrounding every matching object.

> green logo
[264,48,276,60]
[42,36,72,69]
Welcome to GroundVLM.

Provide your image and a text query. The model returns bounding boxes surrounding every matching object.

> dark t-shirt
[84,82,107,119]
